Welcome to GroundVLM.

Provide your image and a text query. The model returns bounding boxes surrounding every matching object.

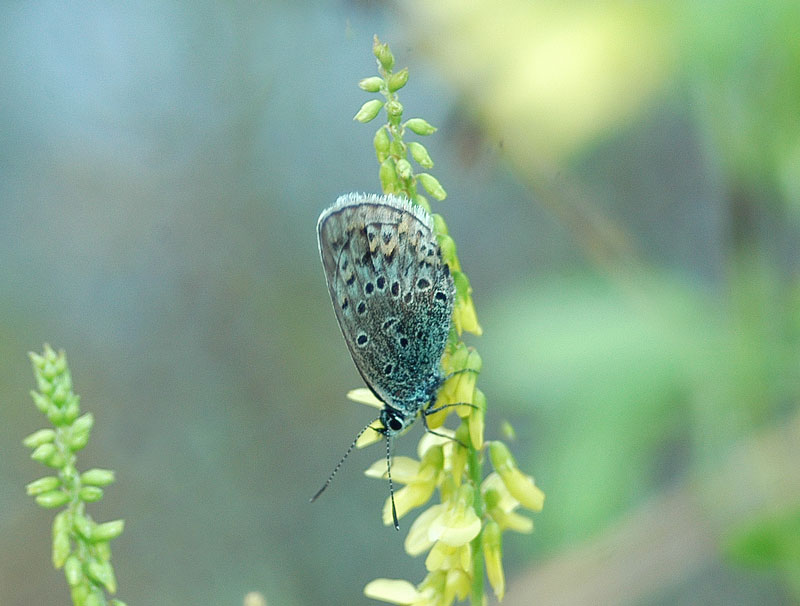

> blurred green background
[2,1,799,605]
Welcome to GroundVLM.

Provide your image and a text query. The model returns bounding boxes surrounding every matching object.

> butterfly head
[379,406,416,438]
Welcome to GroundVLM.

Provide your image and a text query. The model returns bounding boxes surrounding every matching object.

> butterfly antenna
[386,435,400,531]
[310,419,377,503]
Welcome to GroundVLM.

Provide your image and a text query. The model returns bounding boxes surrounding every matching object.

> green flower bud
[452,271,471,301]
[395,158,413,180]
[47,406,67,426]
[417,173,446,200]
[53,511,71,568]
[35,490,70,509]
[92,520,125,542]
[68,427,91,451]
[87,558,117,593]
[64,554,83,587]
[95,540,111,561]
[358,76,383,92]
[73,513,93,540]
[30,390,50,413]
[353,99,384,123]
[53,509,70,534]
[379,158,400,194]
[23,428,57,449]
[36,375,53,395]
[31,442,57,463]
[414,195,431,213]
[63,396,80,423]
[387,67,409,92]
[51,381,69,406]
[29,350,45,368]
[42,361,58,381]
[501,420,517,441]
[70,585,90,605]
[372,35,395,71]
[79,486,104,502]
[388,139,405,157]
[81,468,116,487]
[408,141,434,168]
[71,412,94,433]
[373,127,390,162]
[405,118,437,136]
[26,475,61,495]
[432,216,449,240]
[385,100,403,120]
[52,351,67,374]
[86,590,105,606]
[437,234,457,266]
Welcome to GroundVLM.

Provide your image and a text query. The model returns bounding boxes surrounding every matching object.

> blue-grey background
[2,2,799,605]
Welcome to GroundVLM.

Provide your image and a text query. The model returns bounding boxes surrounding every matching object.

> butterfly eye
[389,418,403,432]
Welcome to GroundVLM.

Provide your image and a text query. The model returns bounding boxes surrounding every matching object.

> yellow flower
[424,541,471,573]
[489,441,545,512]
[482,472,534,533]
[451,271,482,336]
[364,578,427,605]
[468,389,486,450]
[366,448,443,525]
[405,484,481,556]
[483,520,505,600]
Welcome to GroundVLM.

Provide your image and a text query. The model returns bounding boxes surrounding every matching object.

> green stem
[468,440,484,604]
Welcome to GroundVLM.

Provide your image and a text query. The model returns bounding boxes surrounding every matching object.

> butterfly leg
[420,404,471,448]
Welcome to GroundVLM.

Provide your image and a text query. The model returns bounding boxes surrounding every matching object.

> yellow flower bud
[444,568,471,604]
[469,389,486,449]
[483,520,505,600]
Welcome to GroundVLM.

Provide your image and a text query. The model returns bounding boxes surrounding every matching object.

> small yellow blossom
[366,450,442,525]
[347,388,383,409]
[443,568,471,605]
[364,578,424,605]
[489,441,545,512]
[451,271,482,336]
[482,520,505,600]
[406,484,481,557]
[424,540,471,573]
[482,472,534,533]
[468,389,486,450]
[416,428,456,457]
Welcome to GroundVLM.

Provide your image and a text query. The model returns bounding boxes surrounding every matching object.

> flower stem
[468,440,485,604]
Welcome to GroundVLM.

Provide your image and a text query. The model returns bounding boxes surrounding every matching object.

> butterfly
[311,192,456,529]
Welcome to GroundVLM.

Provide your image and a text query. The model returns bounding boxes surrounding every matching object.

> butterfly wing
[317,193,455,409]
